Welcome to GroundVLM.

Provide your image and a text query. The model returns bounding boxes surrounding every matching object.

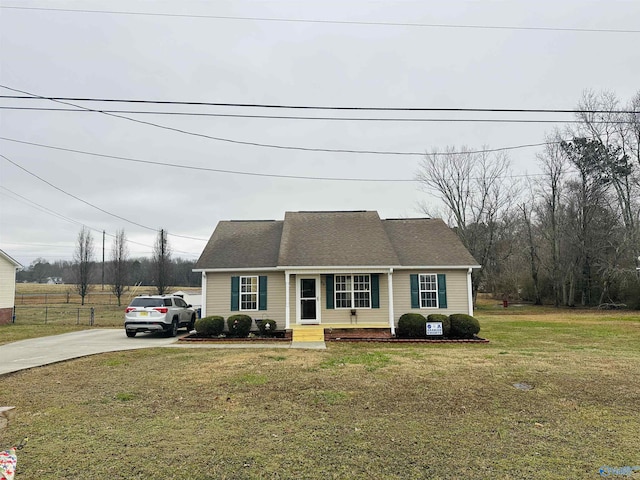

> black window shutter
[326,274,334,309]
[258,276,268,310]
[230,276,240,311]
[371,274,380,309]
[410,274,419,309]
[437,274,447,309]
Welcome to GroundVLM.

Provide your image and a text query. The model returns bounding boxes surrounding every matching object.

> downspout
[201,272,207,318]
[285,271,291,330]
[467,268,474,316]
[388,268,395,336]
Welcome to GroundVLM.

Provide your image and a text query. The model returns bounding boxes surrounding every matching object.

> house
[194,211,480,335]
[0,249,22,325]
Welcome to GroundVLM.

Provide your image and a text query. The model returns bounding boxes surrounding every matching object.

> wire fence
[12,305,124,327]
[14,291,137,306]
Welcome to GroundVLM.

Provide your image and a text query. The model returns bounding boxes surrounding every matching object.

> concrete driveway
[0,329,180,376]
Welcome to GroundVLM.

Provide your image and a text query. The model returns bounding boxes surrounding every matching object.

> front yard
[1,307,639,479]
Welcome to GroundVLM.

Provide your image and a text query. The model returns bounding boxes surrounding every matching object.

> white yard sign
[426,322,443,336]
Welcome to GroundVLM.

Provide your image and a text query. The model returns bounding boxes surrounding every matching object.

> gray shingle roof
[195,211,479,270]
[382,218,479,266]
[195,220,283,269]
[278,211,399,266]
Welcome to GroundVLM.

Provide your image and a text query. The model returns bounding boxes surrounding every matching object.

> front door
[299,277,320,324]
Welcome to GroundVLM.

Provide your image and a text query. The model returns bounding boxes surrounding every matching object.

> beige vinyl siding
[205,271,286,323]
[0,257,17,309]
[393,269,470,320]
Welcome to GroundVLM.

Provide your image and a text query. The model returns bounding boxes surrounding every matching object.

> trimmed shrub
[397,313,427,338]
[258,319,277,337]
[195,316,225,337]
[427,314,451,337]
[227,314,253,338]
[449,314,480,339]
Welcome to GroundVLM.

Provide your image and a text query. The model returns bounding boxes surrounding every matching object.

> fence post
[45,306,48,324]
[12,306,16,324]
[77,308,80,325]
[90,307,95,326]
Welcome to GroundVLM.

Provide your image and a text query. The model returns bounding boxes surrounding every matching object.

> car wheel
[126,330,136,338]
[169,319,178,337]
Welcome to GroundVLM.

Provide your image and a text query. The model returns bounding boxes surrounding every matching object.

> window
[335,274,371,309]
[419,274,438,308]
[240,276,258,311]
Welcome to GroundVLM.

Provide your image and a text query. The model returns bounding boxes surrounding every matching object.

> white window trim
[335,274,372,309]
[240,275,258,311]
[419,273,439,309]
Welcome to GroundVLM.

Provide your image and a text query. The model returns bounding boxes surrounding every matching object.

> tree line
[417,90,640,309]
[18,228,200,305]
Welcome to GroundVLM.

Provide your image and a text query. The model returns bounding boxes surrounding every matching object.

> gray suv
[124,295,196,337]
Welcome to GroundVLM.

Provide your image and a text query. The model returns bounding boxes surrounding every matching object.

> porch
[289,323,392,342]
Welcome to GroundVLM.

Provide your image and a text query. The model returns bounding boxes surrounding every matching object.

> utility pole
[102,230,105,291]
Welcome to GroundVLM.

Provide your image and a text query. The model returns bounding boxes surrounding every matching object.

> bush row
[397,313,480,339]
[194,315,278,338]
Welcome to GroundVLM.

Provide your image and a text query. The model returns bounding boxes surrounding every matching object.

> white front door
[298,276,321,324]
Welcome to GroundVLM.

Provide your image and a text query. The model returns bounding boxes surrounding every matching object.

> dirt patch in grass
[1,312,639,479]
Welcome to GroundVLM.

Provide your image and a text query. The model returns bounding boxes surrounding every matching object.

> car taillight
[154,307,168,314]
[125,307,136,313]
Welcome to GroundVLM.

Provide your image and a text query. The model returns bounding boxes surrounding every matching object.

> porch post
[467,268,474,316]
[388,268,395,335]
[201,272,207,318]
[285,271,291,329]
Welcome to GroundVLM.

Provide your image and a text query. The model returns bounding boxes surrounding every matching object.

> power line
[2,5,639,34]
[0,106,625,124]
[0,186,199,256]
[0,85,419,156]
[0,136,547,181]
[0,153,208,242]
[2,86,634,156]
[1,95,638,115]
[0,185,90,230]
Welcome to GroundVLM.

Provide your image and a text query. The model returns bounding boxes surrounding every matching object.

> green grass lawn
[1,308,639,479]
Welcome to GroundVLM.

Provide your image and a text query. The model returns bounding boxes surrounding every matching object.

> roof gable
[382,218,479,266]
[278,211,400,267]
[195,220,283,269]
[0,249,22,268]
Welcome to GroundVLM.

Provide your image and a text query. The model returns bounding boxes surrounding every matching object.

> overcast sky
[1,0,639,268]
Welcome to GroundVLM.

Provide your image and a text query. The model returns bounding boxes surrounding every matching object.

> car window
[175,298,187,308]
[130,298,163,308]
[164,298,173,307]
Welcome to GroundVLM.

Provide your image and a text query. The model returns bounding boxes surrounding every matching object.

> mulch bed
[325,328,488,343]
[179,331,292,343]
[179,329,488,343]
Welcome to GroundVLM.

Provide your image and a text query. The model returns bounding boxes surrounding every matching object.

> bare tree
[518,197,542,305]
[416,147,521,301]
[535,134,568,306]
[109,229,129,306]
[152,228,171,295]
[73,226,94,305]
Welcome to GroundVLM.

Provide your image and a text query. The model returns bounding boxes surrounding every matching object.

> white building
[0,249,21,324]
